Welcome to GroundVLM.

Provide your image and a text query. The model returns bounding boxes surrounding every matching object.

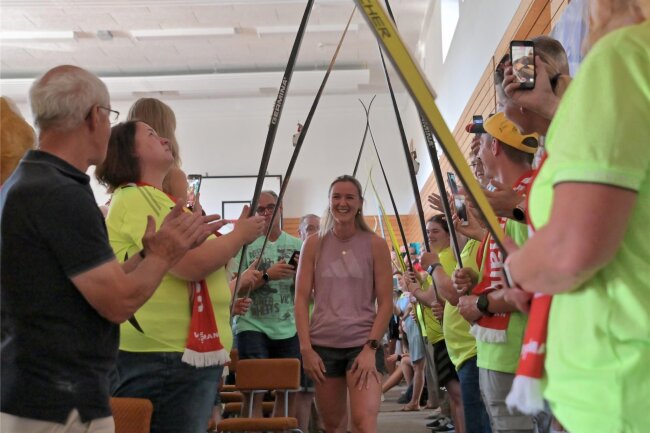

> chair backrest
[228,348,239,373]
[110,397,153,433]
[235,358,300,391]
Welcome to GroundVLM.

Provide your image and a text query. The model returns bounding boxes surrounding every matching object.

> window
[441,0,460,63]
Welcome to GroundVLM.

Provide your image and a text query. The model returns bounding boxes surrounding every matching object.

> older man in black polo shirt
[0,65,212,433]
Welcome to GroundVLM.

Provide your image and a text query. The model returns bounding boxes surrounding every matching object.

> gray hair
[299,213,320,229]
[29,65,109,132]
[260,190,278,201]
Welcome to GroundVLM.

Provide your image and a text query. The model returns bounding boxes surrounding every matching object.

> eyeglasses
[86,105,120,124]
[256,204,277,215]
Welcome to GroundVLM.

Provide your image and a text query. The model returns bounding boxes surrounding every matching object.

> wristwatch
[476,293,492,315]
[512,205,526,222]
[366,339,379,350]
[262,272,270,282]
[426,263,441,276]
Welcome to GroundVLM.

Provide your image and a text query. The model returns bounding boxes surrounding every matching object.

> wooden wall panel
[404,0,570,244]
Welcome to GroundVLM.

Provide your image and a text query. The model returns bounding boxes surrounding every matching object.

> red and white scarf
[470,172,533,343]
[128,183,229,368]
[181,279,230,368]
[506,156,549,414]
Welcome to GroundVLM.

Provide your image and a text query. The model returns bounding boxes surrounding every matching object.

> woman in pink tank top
[295,175,393,433]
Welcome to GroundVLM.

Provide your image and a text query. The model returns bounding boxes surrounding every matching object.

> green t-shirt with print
[529,23,650,433]
[476,218,529,374]
[441,243,479,370]
[232,232,302,340]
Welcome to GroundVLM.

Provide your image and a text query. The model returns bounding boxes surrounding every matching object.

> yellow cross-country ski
[355,0,505,252]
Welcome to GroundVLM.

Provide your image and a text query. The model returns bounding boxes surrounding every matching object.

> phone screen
[510,41,535,89]
[288,250,300,269]
[472,115,484,125]
[186,175,202,209]
[447,172,469,226]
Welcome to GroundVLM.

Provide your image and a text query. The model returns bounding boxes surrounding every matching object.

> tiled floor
[377,385,445,433]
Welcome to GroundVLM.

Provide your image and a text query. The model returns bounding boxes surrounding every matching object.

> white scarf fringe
[181,348,230,368]
[470,324,507,343]
[506,375,545,415]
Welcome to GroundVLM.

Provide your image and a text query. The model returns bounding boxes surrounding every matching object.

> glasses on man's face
[86,105,119,124]
[256,204,276,215]
[100,106,120,124]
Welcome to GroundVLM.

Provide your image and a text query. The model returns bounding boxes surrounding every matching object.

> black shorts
[312,345,386,378]
[433,340,458,387]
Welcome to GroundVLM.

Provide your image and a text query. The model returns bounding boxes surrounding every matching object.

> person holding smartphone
[230,190,303,420]
[95,120,265,433]
[502,2,650,432]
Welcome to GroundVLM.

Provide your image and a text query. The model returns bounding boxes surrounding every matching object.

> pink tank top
[310,230,376,348]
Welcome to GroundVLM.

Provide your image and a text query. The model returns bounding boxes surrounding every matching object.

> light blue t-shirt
[231,232,302,339]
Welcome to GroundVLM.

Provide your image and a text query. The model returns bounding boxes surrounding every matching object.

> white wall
[15,91,417,218]
[404,0,521,187]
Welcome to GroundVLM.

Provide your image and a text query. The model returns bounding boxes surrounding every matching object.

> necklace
[331,228,354,255]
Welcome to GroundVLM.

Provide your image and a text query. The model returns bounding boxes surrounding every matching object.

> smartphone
[186,174,202,210]
[510,40,535,89]
[288,250,300,269]
[447,172,469,226]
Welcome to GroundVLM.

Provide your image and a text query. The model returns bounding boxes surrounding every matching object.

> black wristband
[476,293,492,316]
[426,263,441,276]
[138,249,146,259]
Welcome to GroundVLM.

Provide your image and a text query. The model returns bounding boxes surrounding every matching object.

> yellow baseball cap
[483,112,539,154]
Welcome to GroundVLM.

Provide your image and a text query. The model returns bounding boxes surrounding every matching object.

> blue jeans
[458,356,492,433]
[112,351,222,433]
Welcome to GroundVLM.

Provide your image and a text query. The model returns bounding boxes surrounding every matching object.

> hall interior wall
[402,0,570,245]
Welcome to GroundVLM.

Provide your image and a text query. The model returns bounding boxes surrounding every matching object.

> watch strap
[366,339,379,350]
[427,262,441,276]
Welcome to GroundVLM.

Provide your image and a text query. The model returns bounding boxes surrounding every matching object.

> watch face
[513,206,526,221]
[367,339,379,350]
[477,294,489,312]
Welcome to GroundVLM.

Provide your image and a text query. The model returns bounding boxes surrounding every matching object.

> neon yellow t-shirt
[440,244,479,370]
[414,272,443,344]
[107,185,233,353]
[529,22,650,433]
[476,219,529,374]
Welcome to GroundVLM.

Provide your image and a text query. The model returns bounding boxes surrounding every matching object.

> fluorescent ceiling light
[257,24,359,36]
[0,31,74,41]
[131,28,235,39]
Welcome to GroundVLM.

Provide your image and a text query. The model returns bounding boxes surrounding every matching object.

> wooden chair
[222,401,275,418]
[220,349,239,394]
[216,358,303,432]
[110,397,153,433]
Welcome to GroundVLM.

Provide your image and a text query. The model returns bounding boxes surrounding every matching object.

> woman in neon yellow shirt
[410,214,491,433]
[96,120,265,433]
[503,2,650,432]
